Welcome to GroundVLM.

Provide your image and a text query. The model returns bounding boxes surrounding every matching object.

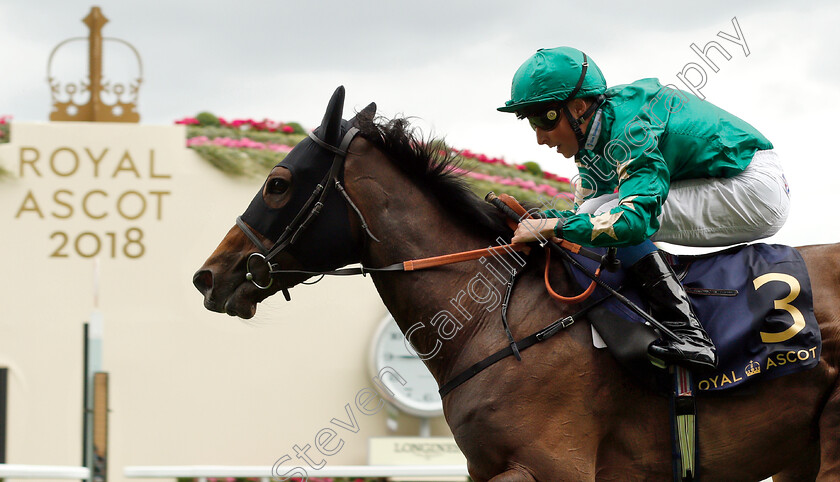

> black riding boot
[628,251,718,372]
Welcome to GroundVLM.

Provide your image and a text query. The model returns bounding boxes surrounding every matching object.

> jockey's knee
[741,168,790,239]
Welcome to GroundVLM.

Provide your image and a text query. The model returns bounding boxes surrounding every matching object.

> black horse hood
[239,86,376,270]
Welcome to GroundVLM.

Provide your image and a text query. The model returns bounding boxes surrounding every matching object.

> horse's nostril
[193,269,214,295]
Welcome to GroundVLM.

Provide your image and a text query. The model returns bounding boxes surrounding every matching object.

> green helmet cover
[499,46,607,113]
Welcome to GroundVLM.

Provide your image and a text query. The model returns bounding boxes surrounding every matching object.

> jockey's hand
[512,218,562,244]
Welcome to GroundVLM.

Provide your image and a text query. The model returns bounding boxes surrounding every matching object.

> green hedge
[183,115,572,207]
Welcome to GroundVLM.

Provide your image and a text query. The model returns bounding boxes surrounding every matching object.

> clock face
[369,313,443,417]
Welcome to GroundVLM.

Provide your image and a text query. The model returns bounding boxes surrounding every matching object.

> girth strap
[438,293,611,397]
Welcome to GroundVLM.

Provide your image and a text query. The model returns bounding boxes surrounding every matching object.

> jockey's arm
[514,138,670,247]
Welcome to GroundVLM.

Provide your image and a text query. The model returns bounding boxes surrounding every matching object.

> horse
[193,87,840,481]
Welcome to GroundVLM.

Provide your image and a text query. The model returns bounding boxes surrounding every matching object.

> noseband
[236,126,377,292]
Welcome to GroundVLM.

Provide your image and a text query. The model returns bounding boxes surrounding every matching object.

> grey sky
[2,0,839,247]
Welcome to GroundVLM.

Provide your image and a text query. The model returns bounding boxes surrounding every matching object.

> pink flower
[180,114,301,132]
[186,136,209,146]
[185,136,295,153]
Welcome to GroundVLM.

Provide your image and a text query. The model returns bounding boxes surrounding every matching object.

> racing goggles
[527,106,563,132]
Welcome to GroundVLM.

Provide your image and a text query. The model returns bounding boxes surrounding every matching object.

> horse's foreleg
[817,382,840,480]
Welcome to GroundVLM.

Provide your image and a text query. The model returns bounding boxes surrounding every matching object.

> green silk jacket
[543,78,773,247]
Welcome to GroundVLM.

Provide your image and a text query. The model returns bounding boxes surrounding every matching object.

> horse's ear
[349,102,377,125]
[360,102,376,117]
[320,85,345,146]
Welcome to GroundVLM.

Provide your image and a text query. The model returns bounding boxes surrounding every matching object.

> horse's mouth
[223,290,257,319]
[194,261,311,319]
[209,275,306,319]
[201,279,265,319]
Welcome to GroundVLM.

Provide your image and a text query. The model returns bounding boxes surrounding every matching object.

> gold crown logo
[47,7,142,123]
[745,360,761,377]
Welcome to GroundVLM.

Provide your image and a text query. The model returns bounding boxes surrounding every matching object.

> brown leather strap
[558,239,582,253]
[399,194,597,304]
[499,193,529,217]
[544,245,598,303]
[497,193,597,303]
[498,193,586,253]
[403,243,529,271]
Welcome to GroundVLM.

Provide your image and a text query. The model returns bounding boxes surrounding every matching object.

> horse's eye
[267,178,289,195]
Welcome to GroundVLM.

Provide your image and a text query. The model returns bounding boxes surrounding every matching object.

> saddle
[566,243,822,394]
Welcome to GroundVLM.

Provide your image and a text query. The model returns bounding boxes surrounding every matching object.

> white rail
[0,464,90,479]
[125,465,470,478]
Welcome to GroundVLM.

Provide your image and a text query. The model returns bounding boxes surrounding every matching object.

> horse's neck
[344,144,546,383]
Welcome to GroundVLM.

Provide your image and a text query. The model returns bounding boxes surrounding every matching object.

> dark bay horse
[193,88,840,481]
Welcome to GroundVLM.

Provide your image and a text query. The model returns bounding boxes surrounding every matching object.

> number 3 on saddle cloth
[566,243,822,393]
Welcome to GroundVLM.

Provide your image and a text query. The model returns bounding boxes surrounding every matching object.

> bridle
[235,126,379,294]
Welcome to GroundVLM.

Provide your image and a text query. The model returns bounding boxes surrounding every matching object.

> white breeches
[577,150,790,247]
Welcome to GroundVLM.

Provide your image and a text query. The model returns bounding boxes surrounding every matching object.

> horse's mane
[354,110,511,237]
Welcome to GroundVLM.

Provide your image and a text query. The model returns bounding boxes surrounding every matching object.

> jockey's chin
[560,145,578,159]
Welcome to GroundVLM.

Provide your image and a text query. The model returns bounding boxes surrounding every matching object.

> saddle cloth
[565,243,821,392]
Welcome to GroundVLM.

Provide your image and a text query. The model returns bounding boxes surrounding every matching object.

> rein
[236,126,678,399]
[255,210,603,308]
[262,243,530,277]
[237,129,600,305]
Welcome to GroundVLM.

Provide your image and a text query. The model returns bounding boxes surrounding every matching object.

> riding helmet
[498,46,607,113]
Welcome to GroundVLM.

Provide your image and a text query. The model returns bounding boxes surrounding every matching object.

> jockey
[502,46,790,372]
